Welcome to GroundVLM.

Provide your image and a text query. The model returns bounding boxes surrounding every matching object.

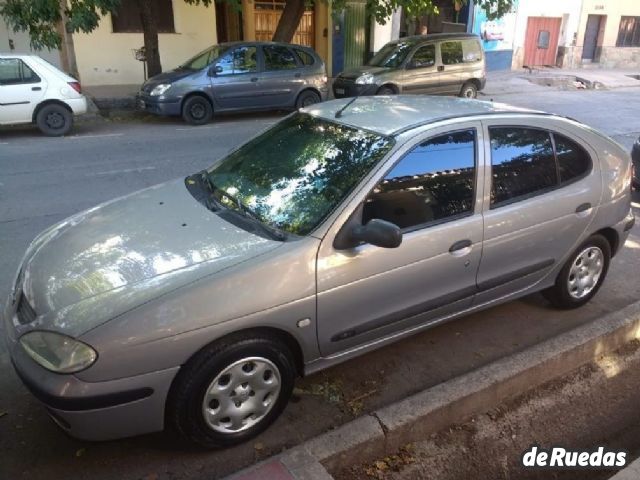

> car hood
[142,68,195,89]
[17,179,280,335]
[338,65,392,80]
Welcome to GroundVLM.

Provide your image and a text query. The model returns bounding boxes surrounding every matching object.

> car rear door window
[441,41,464,65]
[363,129,476,230]
[489,127,558,207]
[216,46,257,75]
[0,58,40,85]
[408,44,435,68]
[264,45,298,70]
[553,134,592,183]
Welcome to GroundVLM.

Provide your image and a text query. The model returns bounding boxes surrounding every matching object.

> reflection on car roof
[302,95,542,136]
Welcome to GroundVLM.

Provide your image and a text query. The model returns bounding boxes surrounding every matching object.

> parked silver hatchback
[137,41,328,125]
[4,96,634,448]
[333,33,486,99]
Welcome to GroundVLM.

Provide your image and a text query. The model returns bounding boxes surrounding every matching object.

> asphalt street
[0,88,639,480]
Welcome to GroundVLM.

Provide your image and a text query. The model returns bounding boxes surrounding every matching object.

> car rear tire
[542,234,611,309]
[459,82,478,99]
[182,96,213,125]
[376,86,396,95]
[36,104,73,136]
[296,90,321,109]
[166,333,296,448]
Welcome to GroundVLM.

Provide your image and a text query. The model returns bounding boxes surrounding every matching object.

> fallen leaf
[254,442,264,451]
[75,448,85,457]
[0,411,7,419]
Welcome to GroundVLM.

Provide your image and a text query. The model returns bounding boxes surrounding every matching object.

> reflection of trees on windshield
[207,114,394,235]
[368,41,415,68]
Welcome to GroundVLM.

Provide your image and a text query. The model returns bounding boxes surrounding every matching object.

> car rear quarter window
[294,49,315,66]
[553,134,592,183]
[264,45,298,70]
[0,58,40,85]
[461,40,482,63]
[441,41,464,65]
[363,129,476,230]
[489,127,558,207]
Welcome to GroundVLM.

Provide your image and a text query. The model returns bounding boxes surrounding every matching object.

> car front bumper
[4,301,179,441]
[136,93,182,116]
[332,78,377,98]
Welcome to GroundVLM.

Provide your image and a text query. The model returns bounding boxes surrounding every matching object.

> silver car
[333,34,486,99]
[4,96,634,448]
[137,41,328,125]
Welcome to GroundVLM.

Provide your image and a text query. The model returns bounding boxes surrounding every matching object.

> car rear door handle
[32,86,41,91]
[449,239,472,253]
[437,65,445,72]
[575,203,592,213]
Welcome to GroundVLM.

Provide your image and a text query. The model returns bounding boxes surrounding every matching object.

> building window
[111,0,175,33]
[617,16,640,47]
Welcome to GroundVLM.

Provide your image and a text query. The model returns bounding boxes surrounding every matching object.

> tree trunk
[57,1,79,79]
[272,0,305,43]
[137,0,162,78]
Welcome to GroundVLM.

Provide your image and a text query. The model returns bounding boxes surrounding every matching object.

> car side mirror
[208,65,223,76]
[334,219,402,250]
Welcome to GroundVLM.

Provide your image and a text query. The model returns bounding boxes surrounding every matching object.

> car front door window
[216,46,258,76]
[0,58,40,85]
[408,44,435,69]
[363,129,476,230]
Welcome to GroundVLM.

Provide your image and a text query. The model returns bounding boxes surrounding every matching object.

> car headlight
[150,84,171,96]
[355,73,375,85]
[20,331,97,373]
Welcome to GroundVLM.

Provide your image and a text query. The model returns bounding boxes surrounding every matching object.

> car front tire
[36,104,73,136]
[182,96,213,125]
[543,234,611,309]
[166,333,296,448]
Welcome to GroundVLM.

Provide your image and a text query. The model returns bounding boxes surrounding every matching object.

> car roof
[0,53,37,59]
[388,33,480,46]
[302,96,545,136]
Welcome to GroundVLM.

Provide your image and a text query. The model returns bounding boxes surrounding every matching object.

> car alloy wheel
[201,357,281,434]
[567,246,604,299]
[46,112,65,129]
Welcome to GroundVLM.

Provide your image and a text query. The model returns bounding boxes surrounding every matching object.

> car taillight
[68,82,82,94]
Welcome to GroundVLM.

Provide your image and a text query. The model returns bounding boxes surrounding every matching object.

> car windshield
[180,45,230,70]
[204,113,395,236]
[368,41,415,68]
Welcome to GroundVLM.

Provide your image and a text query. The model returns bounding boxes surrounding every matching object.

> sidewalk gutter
[225,299,640,479]
[609,456,640,480]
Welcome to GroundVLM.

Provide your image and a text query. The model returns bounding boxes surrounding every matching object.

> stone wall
[598,47,640,69]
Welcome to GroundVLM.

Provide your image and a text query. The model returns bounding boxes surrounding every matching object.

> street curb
[609,456,640,480]
[224,299,640,479]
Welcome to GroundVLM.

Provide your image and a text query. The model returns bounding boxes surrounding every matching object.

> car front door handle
[449,239,472,253]
[250,77,259,82]
[437,65,445,72]
[575,202,592,213]
[32,86,41,91]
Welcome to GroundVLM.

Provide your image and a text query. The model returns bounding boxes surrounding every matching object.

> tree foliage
[0,0,121,50]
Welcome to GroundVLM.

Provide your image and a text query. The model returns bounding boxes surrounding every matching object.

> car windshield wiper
[200,172,287,241]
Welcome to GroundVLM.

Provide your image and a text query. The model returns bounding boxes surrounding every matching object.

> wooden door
[523,17,561,67]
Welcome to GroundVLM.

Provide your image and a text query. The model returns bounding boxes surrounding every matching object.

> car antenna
[335,84,376,119]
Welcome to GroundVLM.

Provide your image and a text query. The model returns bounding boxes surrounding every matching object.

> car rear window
[294,49,315,66]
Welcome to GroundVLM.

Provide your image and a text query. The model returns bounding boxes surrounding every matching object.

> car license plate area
[335,88,345,95]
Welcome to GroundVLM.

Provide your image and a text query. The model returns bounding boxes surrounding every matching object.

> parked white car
[0,54,87,136]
